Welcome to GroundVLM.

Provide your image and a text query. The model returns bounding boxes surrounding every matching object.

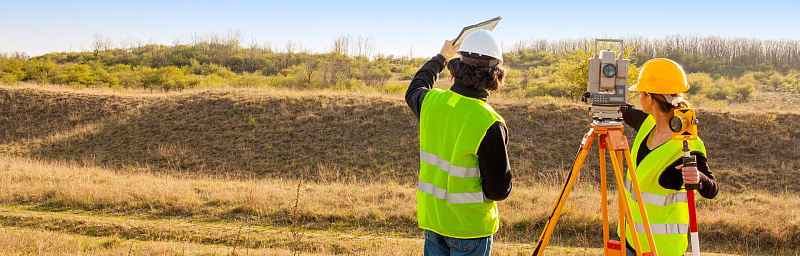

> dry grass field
[0,84,798,255]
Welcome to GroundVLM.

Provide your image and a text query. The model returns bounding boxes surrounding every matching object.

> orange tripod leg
[623,149,659,255]
[609,150,646,256]
[599,146,610,256]
[532,129,595,256]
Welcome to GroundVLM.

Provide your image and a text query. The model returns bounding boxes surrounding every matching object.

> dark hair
[446,53,506,91]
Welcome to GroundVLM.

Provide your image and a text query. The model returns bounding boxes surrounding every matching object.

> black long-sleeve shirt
[621,105,719,199]
[405,54,512,201]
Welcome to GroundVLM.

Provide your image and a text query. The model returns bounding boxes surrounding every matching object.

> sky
[2,0,799,57]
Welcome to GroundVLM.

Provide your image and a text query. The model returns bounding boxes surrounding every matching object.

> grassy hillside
[1,86,798,191]
[0,85,799,255]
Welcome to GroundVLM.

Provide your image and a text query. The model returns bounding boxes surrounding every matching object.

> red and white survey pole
[682,141,700,256]
[672,107,701,256]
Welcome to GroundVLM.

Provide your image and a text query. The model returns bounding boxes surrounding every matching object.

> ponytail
[650,93,689,114]
[671,93,690,109]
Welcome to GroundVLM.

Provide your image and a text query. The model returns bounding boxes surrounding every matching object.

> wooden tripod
[532,124,659,256]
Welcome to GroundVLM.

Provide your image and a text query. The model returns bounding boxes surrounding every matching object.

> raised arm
[405,40,460,118]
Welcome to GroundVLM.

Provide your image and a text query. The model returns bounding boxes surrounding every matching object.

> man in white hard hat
[405,30,511,255]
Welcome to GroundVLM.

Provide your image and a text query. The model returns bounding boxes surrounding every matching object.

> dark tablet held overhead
[452,16,502,46]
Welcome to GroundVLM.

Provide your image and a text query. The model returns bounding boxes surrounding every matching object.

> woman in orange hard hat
[617,58,719,256]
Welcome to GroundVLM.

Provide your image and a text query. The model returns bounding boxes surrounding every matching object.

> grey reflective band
[417,180,486,204]
[420,149,481,178]
[634,222,688,235]
[624,178,687,206]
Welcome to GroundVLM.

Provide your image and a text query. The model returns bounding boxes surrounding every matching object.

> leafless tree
[227,29,242,47]
[356,35,375,59]
[262,42,274,53]
[119,37,134,52]
[91,33,114,62]
[285,40,296,54]
[92,33,113,55]
[332,35,351,56]
[510,35,800,73]
[92,33,103,54]
[173,36,184,46]
[0,52,29,60]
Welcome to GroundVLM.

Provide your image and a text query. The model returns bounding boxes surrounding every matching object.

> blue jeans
[424,230,492,256]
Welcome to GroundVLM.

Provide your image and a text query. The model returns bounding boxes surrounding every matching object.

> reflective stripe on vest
[417,180,486,204]
[634,222,689,235]
[617,115,707,256]
[417,89,504,239]
[625,178,688,206]
[420,149,480,178]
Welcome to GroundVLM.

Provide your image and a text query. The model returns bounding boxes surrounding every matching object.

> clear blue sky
[2,0,799,57]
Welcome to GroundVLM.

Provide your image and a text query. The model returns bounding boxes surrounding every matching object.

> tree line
[0,32,410,91]
[1,34,799,101]
[509,35,800,76]
[503,35,800,101]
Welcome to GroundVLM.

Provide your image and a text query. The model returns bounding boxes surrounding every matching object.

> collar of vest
[632,116,666,168]
[450,80,489,102]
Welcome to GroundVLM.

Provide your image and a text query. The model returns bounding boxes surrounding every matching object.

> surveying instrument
[532,39,660,256]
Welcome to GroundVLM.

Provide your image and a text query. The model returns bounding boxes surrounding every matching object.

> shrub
[89,62,119,87]
[336,78,365,90]
[364,65,392,86]
[23,58,57,84]
[399,65,417,80]
[688,72,755,101]
[266,75,300,88]
[0,58,26,84]
[687,72,714,95]
[107,64,138,88]
[188,60,236,78]
[229,72,270,88]
[733,74,757,100]
[51,64,96,86]
[763,71,800,93]
[138,66,188,91]
[382,82,407,94]
[390,66,402,73]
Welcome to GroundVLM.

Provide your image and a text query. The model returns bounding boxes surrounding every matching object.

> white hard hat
[458,30,503,61]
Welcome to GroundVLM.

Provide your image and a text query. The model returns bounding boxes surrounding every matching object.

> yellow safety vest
[617,115,706,255]
[417,89,504,238]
